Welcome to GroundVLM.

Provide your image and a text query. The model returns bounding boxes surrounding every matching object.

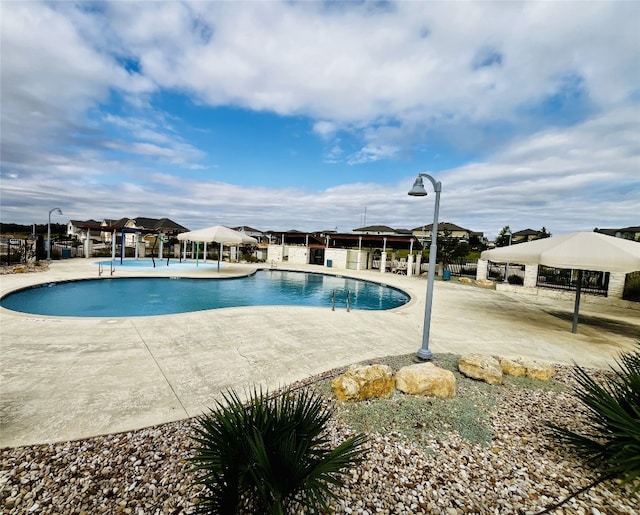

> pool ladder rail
[331,289,351,312]
[98,261,116,277]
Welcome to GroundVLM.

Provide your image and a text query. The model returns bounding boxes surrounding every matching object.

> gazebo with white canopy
[481,231,640,333]
[177,225,258,269]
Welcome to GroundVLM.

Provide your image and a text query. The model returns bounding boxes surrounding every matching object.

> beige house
[511,228,544,243]
[411,222,471,242]
[353,225,404,236]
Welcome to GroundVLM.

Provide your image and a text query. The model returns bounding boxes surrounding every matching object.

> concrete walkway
[1,259,638,448]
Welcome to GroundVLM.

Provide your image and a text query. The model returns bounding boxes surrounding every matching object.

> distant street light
[503,230,513,283]
[47,208,63,261]
[408,173,442,361]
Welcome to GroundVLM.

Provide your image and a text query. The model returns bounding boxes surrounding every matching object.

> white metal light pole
[408,173,442,361]
[503,230,513,283]
[47,208,63,261]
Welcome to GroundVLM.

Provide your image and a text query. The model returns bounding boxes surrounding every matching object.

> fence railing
[447,259,478,278]
[537,266,609,297]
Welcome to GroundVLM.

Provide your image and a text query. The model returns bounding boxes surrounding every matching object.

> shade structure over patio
[177,225,258,269]
[481,231,640,333]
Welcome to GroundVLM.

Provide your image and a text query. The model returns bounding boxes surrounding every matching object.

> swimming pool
[95,259,225,271]
[0,270,410,317]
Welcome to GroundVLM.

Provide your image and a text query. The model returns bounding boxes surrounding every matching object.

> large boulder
[500,358,526,377]
[395,363,456,398]
[458,354,503,385]
[519,359,555,381]
[331,364,395,402]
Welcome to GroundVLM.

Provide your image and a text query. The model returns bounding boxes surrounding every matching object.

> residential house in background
[64,217,188,257]
[67,219,100,239]
[100,217,188,246]
[595,226,640,241]
[232,225,264,242]
[511,228,544,243]
[411,222,471,243]
[353,225,402,236]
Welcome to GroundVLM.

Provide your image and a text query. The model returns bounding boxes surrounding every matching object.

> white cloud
[312,121,338,139]
[1,1,638,239]
[347,144,400,165]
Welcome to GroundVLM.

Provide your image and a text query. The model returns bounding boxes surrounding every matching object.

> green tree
[495,226,512,247]
[468,234,487,252]
[538,226,551,239]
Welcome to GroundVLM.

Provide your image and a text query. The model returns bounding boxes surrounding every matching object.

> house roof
[258,231,422,250]
[232,226,263,234]
[69,219,100,226]
[512,228,540,237]
[411,222,470,232]
[103,218,129,228]
[328,233,423,251]
[353,225,397,233]
[133,217,189,232]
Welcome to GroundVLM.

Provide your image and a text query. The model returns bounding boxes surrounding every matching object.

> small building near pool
[263,231,423,274]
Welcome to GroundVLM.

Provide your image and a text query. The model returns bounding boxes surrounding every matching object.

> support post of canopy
[572,270,583,334]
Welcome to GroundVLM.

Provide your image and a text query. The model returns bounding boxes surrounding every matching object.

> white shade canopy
[481,231,640,274]
[177,225,258,245]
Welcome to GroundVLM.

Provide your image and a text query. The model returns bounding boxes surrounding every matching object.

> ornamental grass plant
[547,341,640,497]
[190,387,367,515]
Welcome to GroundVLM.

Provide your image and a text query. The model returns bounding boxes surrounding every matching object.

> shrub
[507,274,524,285]
[547,342,640,494]
[623,272,640,302]
[190,387,367,514]
[489,270,502,281]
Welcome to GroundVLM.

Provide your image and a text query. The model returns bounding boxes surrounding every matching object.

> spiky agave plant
[547,341,640,504]
[190,387,367,514]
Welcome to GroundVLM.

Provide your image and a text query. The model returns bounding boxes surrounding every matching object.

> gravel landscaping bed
[1,358,638,514]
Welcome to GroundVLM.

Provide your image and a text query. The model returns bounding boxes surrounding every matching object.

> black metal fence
[447,259,526,282]
[536,266,609,297]
[447,258,477,277]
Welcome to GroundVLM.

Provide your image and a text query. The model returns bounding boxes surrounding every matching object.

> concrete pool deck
[1,259,638,448]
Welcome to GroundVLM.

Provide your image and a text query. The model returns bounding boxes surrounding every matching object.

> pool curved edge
[259,266,417,312]
[0,262,424,447]
[0,263,261,319]
[0,266,414,318]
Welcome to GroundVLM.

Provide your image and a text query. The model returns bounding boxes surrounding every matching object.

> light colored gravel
[1,364,638,514]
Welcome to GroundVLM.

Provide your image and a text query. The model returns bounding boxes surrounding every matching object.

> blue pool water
[0,270,409,317]
[96,259,224,270]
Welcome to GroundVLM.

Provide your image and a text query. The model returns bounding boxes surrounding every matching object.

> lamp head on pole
[408,176,428,196]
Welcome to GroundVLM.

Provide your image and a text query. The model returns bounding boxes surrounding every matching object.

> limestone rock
[500,358,526,377]
[331,364,395,402]
[395,363,456,398]
[458,354,503,385]
[519,359,555,381]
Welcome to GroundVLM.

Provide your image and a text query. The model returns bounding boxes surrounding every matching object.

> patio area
[1,259,638,447]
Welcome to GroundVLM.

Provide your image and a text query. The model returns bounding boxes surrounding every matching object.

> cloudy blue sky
[1,1,638,238]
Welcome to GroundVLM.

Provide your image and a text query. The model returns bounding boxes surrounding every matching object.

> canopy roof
[481,231,640,273]
[482,231,640,334]
[177,225,257,245]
